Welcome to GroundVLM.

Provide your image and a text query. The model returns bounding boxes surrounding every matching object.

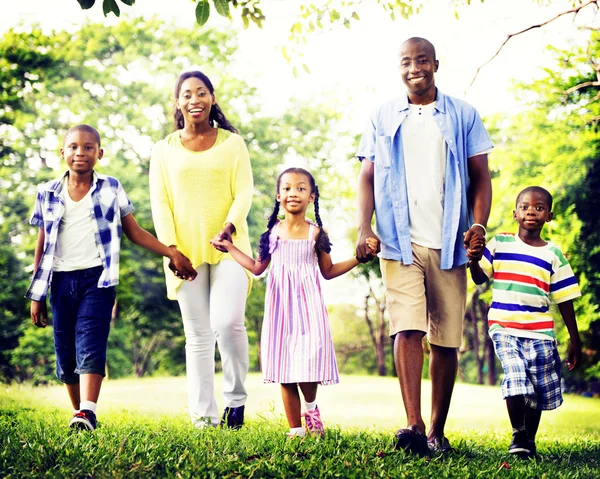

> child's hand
[210,238,232,251]
[30,300,47,328]
[466,232,485,262]
[365,237,379,255]
[567,338,582,371]
[169,248,197,281]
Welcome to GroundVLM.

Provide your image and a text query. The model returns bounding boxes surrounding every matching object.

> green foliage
[9,326,55,385]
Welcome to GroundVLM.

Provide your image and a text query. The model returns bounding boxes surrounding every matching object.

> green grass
[1,374,599,478]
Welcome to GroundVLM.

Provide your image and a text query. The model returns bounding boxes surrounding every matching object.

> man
[355,37,493,455]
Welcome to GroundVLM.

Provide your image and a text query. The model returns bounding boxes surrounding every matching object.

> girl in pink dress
[211,167,376,437]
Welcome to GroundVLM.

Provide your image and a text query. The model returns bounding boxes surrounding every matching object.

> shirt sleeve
[549,246,581,304]
[466,108,494,159]
[479,236,495,280]
[225,135,253,232]
[149,142,178,247]
[29,186,45,228]
[116,180,134,218]
[356,109,377,162]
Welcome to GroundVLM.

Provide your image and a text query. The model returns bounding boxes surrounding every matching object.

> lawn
[1,373,599,478]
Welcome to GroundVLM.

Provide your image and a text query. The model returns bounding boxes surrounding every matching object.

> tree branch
[466,0,600,92]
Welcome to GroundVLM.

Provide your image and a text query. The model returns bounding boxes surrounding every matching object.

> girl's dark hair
[173,71,238,133]
[258,167,331,260]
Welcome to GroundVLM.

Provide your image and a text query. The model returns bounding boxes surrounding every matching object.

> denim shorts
[491,332,563,410]
[50,266,115,384]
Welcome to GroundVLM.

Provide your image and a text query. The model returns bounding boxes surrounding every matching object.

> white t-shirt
[401,102,446,249]
[52,178,103,272]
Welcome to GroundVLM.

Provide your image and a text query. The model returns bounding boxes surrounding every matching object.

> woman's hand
[211,223,236,252]
[168,247,197,281]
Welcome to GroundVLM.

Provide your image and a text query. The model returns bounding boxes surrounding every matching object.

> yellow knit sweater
[149,129,253,299]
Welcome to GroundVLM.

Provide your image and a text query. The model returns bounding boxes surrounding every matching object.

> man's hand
[356,226,380,263]
[31,300,48,328]
[463,224,486,250]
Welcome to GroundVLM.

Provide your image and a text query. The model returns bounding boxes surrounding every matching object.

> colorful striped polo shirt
[479,233,581,341]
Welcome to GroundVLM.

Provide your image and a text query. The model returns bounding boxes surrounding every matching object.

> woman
[149,71,253,428]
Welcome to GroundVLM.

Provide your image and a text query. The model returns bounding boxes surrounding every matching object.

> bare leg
[524,406,542,441]
[80,373,103,404]
[428,344,457,439]
[394,331,426,434]
[298,382,318,403]
[66,383,81,410]
[506,395,526,430]
[281,383,302,428]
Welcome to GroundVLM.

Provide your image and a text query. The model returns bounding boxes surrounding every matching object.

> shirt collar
[44,170,105,193]
[397,88,446,114]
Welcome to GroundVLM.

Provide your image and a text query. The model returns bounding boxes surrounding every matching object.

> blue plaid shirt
[356,90,494,270]
[26,171,134,301]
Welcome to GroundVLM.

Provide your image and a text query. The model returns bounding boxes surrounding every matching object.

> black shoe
[427,435,454,454]
[527,440,537,458]
[221,405,245,430]
[69,409,97,431]
[394,426,428,456]
[508,430,531,456]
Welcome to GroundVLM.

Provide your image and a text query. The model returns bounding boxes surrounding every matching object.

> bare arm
[121,213,197,280]
[468,259,488,285]
[464,154,492,248]
[30,228,48,327]
[558,300,582,371]
[211,238,270,276]
[318,250,360,280]
[356,159,380,261]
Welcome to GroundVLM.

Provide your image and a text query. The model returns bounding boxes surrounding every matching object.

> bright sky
[2,0,596,126]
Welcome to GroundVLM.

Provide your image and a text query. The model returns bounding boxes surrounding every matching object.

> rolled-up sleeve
[356,111,377,162]
[467,109,494,158]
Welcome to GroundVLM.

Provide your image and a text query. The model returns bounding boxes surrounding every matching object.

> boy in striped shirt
[468,186,582,458]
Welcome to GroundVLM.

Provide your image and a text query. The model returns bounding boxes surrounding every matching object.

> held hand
[31,300,47,328]
[212,223,235,252]
[466,236,485,262]
[463,225,486,250]
[210,238,233,252]
[356,227,379,263]
[566,339,583,371]
[169,247,197,281]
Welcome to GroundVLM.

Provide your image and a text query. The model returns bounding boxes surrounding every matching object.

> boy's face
[513,191,553,232]
[61,130,103,176]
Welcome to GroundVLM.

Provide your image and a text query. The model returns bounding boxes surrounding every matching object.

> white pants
[177,260,249,426]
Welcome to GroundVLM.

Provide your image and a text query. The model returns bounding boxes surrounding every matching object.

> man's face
[399,40,438,99]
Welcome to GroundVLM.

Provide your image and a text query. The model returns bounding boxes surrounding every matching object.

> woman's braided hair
[173,71,238,133]
[258,167,331,260]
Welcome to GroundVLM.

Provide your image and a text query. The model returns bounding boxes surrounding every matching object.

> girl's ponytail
[258,199,280,260]
[313,186,332,254]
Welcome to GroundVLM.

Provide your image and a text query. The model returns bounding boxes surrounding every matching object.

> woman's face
[176,76,215,126]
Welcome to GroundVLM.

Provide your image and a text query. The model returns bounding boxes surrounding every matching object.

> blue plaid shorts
[491,332,563,410]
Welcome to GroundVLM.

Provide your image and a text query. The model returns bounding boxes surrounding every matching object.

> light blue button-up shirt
[356,90,493,270]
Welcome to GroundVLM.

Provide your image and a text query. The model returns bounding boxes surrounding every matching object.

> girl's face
[277,172,315,214]
[176,77,215,126]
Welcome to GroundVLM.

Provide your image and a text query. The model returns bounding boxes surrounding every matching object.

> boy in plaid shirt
[26,124,196,430]
[468,186,582,458]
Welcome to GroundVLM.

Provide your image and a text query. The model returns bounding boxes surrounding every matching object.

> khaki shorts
[380,243,466,348]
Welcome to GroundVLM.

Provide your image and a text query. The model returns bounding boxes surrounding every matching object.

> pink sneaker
[302,406,325,436]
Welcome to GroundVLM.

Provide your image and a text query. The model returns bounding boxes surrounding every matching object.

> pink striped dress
[261,220,339,385]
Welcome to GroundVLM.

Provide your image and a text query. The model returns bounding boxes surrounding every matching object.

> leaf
[103,0,120,17]
[352,12,360,21]
[302,63,310,74]
[196,0,211,26]
[292,65,298,78]
[213,0,230,18]
[120,0,136,6]
[77,0,95,9]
